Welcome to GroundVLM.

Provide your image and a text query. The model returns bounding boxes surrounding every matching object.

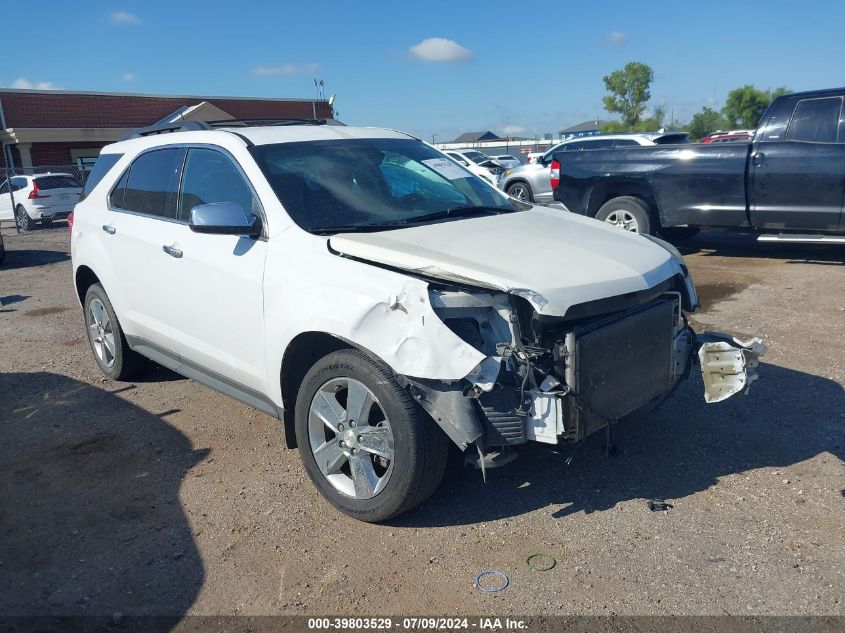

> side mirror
[189,202,262,238]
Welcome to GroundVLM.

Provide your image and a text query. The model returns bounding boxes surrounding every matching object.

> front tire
[595,196,652,234]
[15,205,34,232]
[506,181,533,202]
[83,283,147,380]
[294,349,449,522]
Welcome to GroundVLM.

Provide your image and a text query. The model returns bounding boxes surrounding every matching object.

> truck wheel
[506,181,533,202]
[660,226,700,242]
[595,197,652,234]
[295,349,449,523]
[83,283,147,380]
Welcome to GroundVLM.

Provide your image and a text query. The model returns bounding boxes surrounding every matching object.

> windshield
[250,138,518,234]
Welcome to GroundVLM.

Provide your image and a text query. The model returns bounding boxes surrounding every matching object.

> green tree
[722,85,790,128]
[688,106,727,140]
[602,62,654,128]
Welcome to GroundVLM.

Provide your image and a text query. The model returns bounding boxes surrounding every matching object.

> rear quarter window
[79,154,123,201]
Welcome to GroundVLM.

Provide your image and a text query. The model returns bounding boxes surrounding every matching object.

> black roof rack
[206,117,345,127]
[119,117,346,141]
[119,120,210,141]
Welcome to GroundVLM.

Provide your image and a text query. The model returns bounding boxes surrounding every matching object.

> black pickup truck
[552,88,845,242]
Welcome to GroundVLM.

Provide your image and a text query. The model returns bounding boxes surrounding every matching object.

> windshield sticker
[422,158,472,180]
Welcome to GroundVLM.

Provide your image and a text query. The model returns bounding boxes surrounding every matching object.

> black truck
[552,88,845,242]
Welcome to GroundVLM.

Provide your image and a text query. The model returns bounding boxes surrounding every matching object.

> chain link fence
[0,165,89,235]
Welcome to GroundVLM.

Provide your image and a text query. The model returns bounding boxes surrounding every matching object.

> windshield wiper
[310,224,390,235]
[399,205,513,226]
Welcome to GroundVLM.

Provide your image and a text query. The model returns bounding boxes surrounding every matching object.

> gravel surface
[1,225,843,618]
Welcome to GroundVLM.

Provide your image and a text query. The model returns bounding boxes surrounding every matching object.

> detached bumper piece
[696,333,767,403]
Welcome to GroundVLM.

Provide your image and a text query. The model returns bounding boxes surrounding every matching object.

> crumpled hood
[329,206,683,316]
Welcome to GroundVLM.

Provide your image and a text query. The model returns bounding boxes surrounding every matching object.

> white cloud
[500,124,526,135]
[604,31,628,47]
[251,63,319,77]
[409,38,472,63]
[11,77,58,90]
[110,11,141,25]
[121,72,136,82]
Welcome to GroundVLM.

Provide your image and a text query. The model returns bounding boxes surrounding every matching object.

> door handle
[753,151,765,166]
[101,224,116,235]
[162,245,183,258]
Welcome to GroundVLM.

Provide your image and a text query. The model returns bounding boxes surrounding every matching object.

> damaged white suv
[71,120,764,522]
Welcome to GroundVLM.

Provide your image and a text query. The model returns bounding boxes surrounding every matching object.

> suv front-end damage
[405,278,765,464]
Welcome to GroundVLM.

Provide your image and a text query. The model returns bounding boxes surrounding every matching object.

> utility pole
[431,133,438,146]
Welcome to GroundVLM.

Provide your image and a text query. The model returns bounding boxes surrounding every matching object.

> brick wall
[30,142,108,165]
[0,91,333,128]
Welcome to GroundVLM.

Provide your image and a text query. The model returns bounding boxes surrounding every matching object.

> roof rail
[119,120,210,141]
[206,117,345,128]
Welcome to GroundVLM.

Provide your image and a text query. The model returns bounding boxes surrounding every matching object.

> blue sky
[4,0,843,141]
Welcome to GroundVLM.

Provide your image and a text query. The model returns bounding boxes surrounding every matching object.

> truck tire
[660,226,700,242]
[83,283,147,380]
[295,349,449,522]
[595,197,652,235]
[506,181,533,202]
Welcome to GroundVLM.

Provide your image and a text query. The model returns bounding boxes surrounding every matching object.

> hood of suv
[329,206,683,316]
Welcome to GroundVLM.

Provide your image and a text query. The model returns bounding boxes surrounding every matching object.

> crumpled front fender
[696,333,768,403]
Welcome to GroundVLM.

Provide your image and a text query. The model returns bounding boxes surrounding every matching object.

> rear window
[34,175,81,190]
[786,97,842,143]
[79,154,122,201]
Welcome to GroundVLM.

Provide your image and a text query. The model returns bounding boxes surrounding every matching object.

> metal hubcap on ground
[308,377,394,500]
[509,185,529,201]
[604,209,640,232]
[87,298,116,368]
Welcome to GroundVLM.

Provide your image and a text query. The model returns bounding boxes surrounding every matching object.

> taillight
[68,210,74,235]
[28,182,45,199]
[550,159,560,190]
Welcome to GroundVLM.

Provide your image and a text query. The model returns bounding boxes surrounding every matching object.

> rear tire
[660,226,700,242]
[83,283,147,380]
[15,205,34,232]
[595,196,652,234]
[295,349,449,522]
[506,181,533,203]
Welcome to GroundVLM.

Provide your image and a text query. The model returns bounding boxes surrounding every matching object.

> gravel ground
[1,225,843,619]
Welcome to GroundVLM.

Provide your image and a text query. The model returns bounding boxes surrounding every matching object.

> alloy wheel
[508,184,530,201]
[604,209,640,232]
[87,298,116,368]
[307,377,394,500]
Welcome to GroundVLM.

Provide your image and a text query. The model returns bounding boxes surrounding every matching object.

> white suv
[71,120,763,522]
[0,173,82,230]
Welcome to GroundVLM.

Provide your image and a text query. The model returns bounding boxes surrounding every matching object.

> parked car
[499,133,688,204]
[72,119,763,522]
[491,154,522,169]
[553,88,845,242]
[700,130,754,144]
[444,150,504,184]
[0,173,83,231]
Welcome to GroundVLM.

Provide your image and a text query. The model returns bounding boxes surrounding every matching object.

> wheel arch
[588,180,660,223]
[279,331,355,449]
[74,265,101,308]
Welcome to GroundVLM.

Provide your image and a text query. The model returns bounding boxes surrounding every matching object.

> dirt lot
[1,224,843,619]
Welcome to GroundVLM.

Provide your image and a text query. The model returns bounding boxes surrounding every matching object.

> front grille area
[568,299,676,434]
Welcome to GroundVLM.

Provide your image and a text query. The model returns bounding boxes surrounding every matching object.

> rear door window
[118,148,185,218]
[612,139,640,147]
[178,148,258,222]
[786,97,842,143]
